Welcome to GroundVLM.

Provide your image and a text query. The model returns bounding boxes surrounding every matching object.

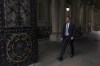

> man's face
[66,18,70,23]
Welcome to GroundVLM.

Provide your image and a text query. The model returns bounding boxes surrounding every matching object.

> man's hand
[71,37,74,40]
[61,38,63,40]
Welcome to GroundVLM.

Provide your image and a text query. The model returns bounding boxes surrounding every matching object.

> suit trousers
[59,36,74,58]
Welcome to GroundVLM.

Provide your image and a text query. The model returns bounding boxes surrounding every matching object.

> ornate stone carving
[4,0,31,27]
[0,0,38,66]
[6,33,32,63]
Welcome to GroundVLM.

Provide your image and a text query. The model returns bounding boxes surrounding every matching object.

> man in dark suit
[57,16,76,61]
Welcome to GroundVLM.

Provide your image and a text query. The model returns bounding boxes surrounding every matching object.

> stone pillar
[50,0,59,41]
[71,1,76,24]
[86,4,94,33]
[44,0,49,25]
[90,6,94,31]
[79,3,84,27]
[79,2,84,35]
[79,1,88,35]
[81,1,93,34]
[79,1,95,35]
[71,0,80,24]
[86,3,90,34]
[58,0,66,41]
[83,2,87,34]
[50,0,65,42]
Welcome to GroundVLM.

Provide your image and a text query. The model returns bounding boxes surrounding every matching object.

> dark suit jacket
[61,23,76,39]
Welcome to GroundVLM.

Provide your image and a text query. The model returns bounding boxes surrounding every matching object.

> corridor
[29,32,100,66]
[1,0,100,66]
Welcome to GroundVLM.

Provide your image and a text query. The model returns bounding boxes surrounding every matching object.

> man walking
[57,16,76,61]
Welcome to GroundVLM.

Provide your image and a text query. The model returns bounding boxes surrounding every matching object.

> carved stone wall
[0,0,38,66]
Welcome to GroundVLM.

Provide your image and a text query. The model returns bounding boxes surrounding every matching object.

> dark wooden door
[0,0,38,66]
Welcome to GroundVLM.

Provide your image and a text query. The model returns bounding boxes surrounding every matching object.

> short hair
[66,16,71,19]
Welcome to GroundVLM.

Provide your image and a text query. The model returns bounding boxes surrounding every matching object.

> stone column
[81,1,92,34]
[86,4,94,33]
[79,2,84,35]
[44,0,49,25]
[58,0,66,41]
[79,1,94,35]
[50,0,65,42]
[80,1,87,35]
[71,1,76,24]
[71,0,80,26]
[86,3,90,34]
[50,0,59,41]
[79,3,84,27]
[90,6,94,31]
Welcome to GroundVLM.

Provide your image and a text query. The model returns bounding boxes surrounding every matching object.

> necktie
[65,23,69,36]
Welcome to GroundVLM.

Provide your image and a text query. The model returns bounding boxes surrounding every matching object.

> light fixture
[89,22,91,26]
[66,8,70,11]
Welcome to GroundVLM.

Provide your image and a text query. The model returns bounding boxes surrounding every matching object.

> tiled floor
[29,31,100,66]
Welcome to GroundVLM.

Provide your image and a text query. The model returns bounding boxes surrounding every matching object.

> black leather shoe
[57,57,63,61]
[70,55,74,58]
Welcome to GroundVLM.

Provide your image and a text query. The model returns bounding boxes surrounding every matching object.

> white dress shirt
[65,23,70,36]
